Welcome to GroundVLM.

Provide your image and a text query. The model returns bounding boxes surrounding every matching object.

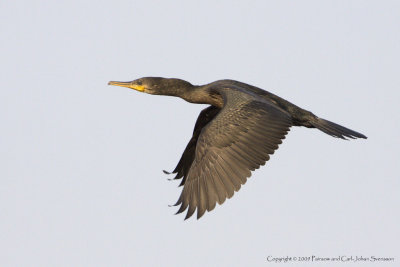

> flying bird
[108,77,367,220]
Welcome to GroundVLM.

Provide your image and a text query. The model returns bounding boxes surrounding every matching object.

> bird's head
[108,77,194,96]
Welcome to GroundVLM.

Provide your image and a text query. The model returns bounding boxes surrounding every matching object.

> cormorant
[108,77,367,220]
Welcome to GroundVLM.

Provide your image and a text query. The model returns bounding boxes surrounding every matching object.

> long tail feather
[311,118,367,140]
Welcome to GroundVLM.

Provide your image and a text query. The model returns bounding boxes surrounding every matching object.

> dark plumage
[108,77,367,219]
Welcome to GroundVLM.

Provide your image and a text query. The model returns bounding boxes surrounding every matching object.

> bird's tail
[310,117,367,140]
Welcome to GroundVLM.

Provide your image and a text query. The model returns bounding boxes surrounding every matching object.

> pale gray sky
[1,1,399,266]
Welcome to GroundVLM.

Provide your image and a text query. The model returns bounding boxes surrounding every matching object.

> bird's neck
[180,86,224,108]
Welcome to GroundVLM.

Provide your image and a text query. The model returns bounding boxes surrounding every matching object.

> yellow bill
[108,81,146,92]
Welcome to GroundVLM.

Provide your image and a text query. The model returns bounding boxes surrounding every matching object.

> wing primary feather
[185,181,197,220]
[197,177,207,219]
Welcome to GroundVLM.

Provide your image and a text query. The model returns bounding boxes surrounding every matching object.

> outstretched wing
[174,89,293,219]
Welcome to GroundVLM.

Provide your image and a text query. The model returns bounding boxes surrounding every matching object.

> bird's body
[108,77,366,219]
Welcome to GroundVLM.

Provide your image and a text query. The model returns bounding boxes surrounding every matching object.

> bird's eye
[136,80,143,85]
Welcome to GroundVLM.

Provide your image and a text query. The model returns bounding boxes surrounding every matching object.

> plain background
[1,1,399,266]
